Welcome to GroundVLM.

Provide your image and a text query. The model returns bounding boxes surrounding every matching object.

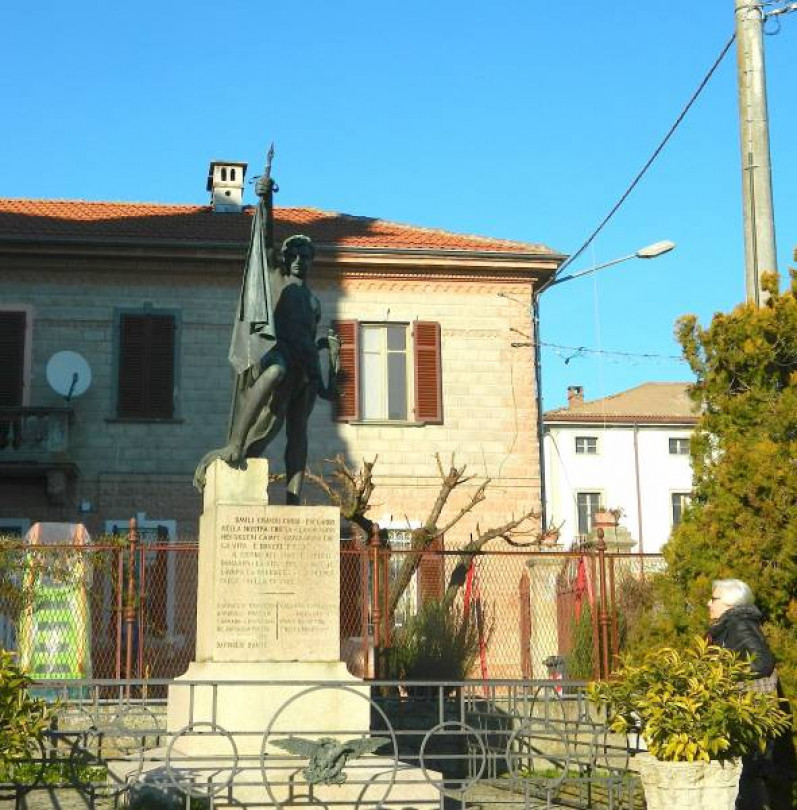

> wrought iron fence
[3,677,645,810]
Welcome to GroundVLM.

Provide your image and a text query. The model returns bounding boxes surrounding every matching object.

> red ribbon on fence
[464,560,489,691]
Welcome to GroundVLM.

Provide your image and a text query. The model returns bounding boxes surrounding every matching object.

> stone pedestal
[167,459,370,756]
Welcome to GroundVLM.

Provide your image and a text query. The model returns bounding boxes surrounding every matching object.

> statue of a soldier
[194,151,339,504]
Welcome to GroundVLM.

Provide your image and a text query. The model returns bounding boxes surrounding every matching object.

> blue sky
[3,0,795,409]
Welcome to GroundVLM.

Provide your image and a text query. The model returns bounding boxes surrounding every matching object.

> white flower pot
[634,754,742,810]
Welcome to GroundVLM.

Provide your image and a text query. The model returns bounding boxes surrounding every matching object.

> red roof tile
[0,198,556,255]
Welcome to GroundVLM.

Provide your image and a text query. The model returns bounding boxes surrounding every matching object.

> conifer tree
[639,264,797,703]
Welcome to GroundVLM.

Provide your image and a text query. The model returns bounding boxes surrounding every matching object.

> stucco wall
[544,422,693,554]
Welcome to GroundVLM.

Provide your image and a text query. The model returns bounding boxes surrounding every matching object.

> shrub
[387,599,489,682]
[0,649,50,770]
[588,637,790,762]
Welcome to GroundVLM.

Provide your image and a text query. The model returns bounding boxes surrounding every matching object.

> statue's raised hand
[255,175,277,197]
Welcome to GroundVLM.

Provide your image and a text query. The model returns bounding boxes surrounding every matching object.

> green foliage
[0,533,124,622]
[0,649,51,769]
[387,599,489,681]
[635,269,797,705]
[588,637,790,763]
[567,604,595,680]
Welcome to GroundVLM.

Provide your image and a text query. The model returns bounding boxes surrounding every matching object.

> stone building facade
[0,177,562,676]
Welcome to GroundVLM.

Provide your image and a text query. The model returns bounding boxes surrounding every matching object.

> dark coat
[708,604,797,809]
[707,605,775,677]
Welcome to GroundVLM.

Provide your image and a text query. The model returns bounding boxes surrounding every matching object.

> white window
[576,492,603,535]
[105,513,180,642]
[575,436,598,455]
[669,437,689,455]
[360,324,409,421]
[671,493,691,526]
[386,526,419,629]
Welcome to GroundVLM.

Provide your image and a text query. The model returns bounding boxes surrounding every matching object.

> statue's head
[281,234,315,279]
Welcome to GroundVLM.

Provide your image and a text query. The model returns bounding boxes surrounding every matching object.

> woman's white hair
[713,578,755,607]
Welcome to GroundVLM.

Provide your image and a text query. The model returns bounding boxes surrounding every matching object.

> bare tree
[306,454,539,621]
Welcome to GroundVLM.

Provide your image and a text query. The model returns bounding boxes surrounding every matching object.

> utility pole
[734,0,778,305]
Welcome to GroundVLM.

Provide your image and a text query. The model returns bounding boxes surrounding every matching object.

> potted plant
[537,520,563,547]
[592,506,623,527]
[587,637,790,810]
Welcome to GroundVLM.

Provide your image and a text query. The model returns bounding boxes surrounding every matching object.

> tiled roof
[0,198,556,255]
[544,382,699,424]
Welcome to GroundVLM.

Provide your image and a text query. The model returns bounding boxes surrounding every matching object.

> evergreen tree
[637,266,797,704]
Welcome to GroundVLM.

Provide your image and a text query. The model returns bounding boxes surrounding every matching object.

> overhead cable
[554,33,737,280]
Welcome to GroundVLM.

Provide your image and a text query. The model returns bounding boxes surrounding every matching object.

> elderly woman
[707,579,796,810]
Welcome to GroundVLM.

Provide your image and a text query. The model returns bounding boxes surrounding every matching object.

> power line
[554,32,737,280]
[510,335,686,363]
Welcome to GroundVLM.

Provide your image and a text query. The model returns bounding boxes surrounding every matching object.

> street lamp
[547,240,676,287]
[533,240,676,529]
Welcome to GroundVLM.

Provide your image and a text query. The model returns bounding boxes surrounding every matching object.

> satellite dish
[46,351,92,401]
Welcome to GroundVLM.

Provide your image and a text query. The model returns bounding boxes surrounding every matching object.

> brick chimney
[567,385,584,408]
[206,161,248,212]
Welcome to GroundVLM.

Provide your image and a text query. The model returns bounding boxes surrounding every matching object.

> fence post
[596,528,611,679]
[519,570,532,679]
[124,516,138,689]
[369,523,383,679]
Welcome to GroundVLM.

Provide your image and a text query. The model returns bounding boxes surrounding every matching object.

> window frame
[671,492,691,527]
[668,437,690,455]
[111,306,181,421]
[575,435,599,455]
[576,491,604,535]
[359,322,411,423]
[105,515,180,643]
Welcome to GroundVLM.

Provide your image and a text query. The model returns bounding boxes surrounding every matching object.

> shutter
[147,316,175,418]
[418,534,445,603]
[0,311,26,407]
[118,315,147,417]
[118,313,175,418]
[332,320,359,422]
[413,321,442,424]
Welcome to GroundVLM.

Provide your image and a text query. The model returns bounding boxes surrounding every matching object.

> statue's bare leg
[193,364,286,491]
[284,384,317,505]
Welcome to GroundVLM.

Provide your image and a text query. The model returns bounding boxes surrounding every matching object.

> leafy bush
[588,637,790,762]
[387,599,489,682]
[0,649,50,769]
[566,604,595,680]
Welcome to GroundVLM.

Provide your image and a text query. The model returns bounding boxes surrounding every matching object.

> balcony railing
[0,407,73,460]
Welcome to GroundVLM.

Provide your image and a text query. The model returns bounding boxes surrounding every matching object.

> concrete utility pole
[734,0,778,306]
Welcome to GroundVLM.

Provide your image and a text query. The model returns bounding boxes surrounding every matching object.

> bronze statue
[194,151,339,503]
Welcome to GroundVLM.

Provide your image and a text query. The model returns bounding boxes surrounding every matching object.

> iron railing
[0,407,72,459]
[3,677,645,810]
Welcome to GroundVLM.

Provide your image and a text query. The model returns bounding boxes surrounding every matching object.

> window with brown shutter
[0,311,26,407]
[332,320,359,422]
[413,321,442,424]
[333,319,443,425]
[117,312,177,419]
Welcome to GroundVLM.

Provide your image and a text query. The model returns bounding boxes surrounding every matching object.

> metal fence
[3,677,645,810]
[0,531,664,684]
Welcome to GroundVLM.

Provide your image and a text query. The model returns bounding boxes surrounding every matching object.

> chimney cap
[567,385,585,408]
[206,160,248,192]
